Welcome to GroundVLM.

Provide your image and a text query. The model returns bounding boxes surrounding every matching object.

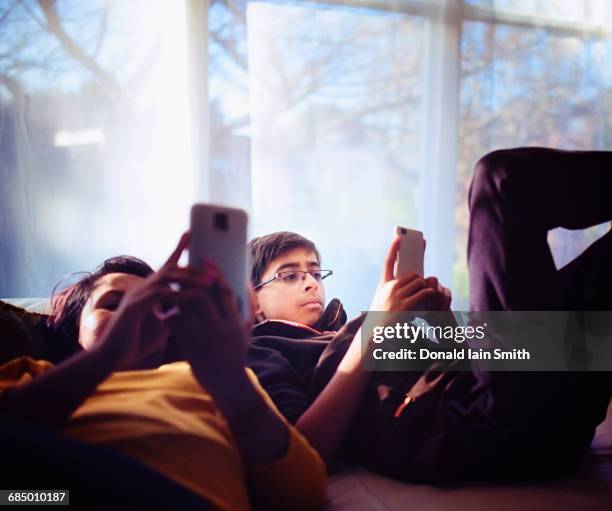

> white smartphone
[189,204,249,319]
[394,226,424,278]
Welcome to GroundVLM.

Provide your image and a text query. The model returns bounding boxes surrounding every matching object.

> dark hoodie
[246,298,362,424]
[246,300,606,483]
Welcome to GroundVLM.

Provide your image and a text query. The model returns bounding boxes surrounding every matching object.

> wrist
[89,339,122,374]
[200,367,264,422]
[201,367,290,463]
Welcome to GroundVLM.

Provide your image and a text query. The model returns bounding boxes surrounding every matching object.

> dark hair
[248,231,321,287]
[48,256,154,350]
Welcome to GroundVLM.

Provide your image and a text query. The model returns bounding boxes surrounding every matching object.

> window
[0,0,192,295]
[2,0,611,315]
[210,0,612,314]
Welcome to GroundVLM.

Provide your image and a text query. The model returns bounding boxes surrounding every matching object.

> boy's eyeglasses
[254,270,333,290]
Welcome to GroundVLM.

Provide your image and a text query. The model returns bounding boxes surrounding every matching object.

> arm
[0,347,117,428]
[194,359,291,463]
[244,369,326,511]
[207,366,325,511]
[295,325,369,463]
[193,350,324,510]
[0,234,196,428]
[169,271,293,463]
[168,265,326,510]
[296,237,451,463]
[0,282,175,428]
[247,342,313,424]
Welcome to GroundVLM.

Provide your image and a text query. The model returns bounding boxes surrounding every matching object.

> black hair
[248,231,321,287]
[47,256,154,353]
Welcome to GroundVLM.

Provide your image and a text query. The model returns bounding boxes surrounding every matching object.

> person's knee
[469,149,527,212]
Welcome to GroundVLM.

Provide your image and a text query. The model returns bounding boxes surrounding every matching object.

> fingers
[165,286,227,360]
[382,236,402,283]
[157,261,239,325]
[411,286,451,311]
[127,266,211,321]
[391,274,452,312]
[173,287,222,330]
[441,286,452,310]
[153,286,216,320]
[398,288,438,311]
[165,311,201,356]
[392,271,422,291]
[165,315,192,347]
[424,276,438,290]
[160,231,191,270]
[395,275,428,297]
[130,285,178,309]
[201,260,239,319]
[156,236,240,320]
[153,302,181,321]
[156,266,209,289]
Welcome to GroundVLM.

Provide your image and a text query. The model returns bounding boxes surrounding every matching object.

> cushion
[0,300,70,365]
[3,298,51,314]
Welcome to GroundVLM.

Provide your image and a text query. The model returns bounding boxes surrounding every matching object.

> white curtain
[2,0,611,316]
[211,0,612,314]
[0,0,197,297]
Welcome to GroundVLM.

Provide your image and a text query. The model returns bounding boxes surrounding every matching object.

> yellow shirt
[0,357,326,511]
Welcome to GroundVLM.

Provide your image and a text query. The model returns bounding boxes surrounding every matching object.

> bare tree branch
[0,0,20,26]
[210,30,248,71]
[16,0,45,28]
[37,0,119,100]
[0,72,25,101]
[91,6,108,59]
[214,0,246,25]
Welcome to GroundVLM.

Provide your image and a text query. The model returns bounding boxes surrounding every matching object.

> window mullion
[419,0,461,292]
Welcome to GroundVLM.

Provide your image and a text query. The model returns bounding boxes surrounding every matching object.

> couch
[3,298,611,511]
[326,405,612,510]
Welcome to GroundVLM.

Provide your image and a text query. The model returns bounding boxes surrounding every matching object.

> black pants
[463,147,612,479]
[337,148,612,483]
[468,147,612,312]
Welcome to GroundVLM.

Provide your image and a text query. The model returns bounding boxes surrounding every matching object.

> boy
[247,231,451,463]
[247,148,612,483]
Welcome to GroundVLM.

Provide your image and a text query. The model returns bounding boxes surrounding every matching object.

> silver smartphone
[189,204,249,319]
[394,226,424,278]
